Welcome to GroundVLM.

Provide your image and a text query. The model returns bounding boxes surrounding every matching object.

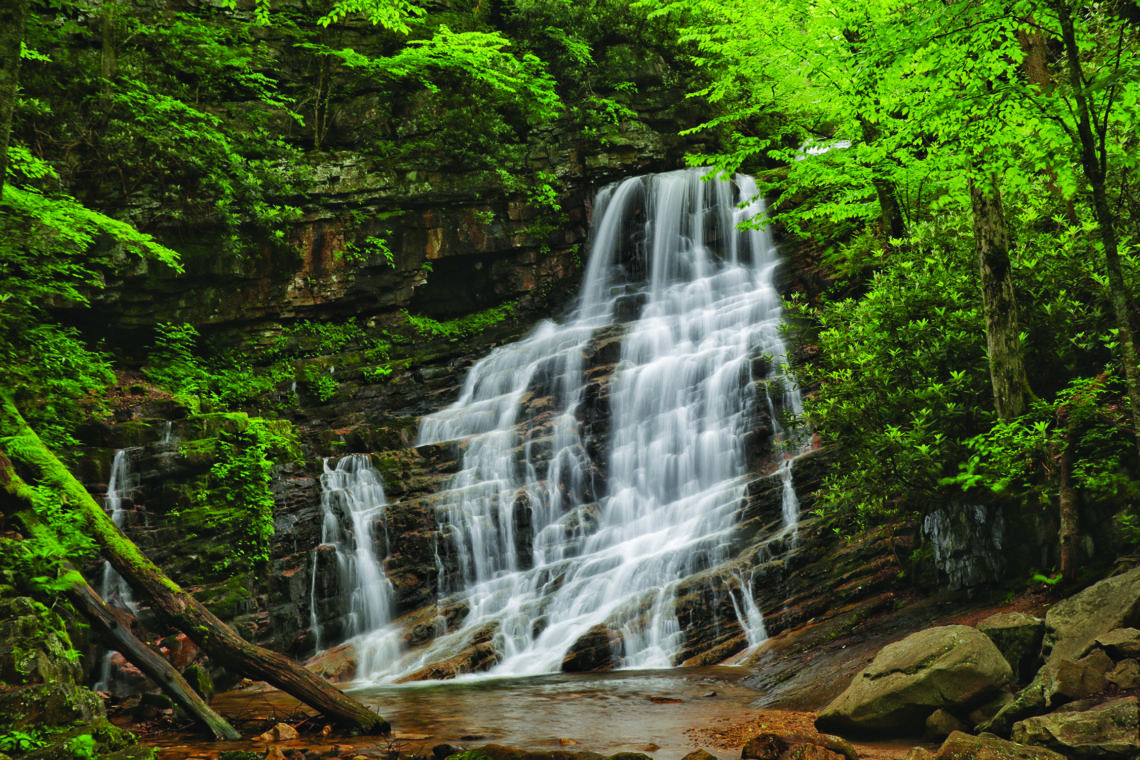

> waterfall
[311,455,399,668]
[360,168,804,680]
[95,449,140,692]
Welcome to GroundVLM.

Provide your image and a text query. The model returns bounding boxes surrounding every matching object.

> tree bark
[0,395,390,735]
[1058,439,1079,582]
[0,454,240,739]
[0,0,29,201]
[64,566,243,740]
[969,173,1032,420]
[859,117,907,240]
[1052,0,1140,457]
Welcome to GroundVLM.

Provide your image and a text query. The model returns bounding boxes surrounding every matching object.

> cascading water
[311,455,399,670]
[95,449,140,692]
[357,168,804,681]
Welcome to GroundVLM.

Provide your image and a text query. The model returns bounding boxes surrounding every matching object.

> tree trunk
[1052,0,1140,457]
[0,454,240,739]
[1058,440,1079,582]
[0,0,29,201]
[859,117,907,240]
[969,173,1032,420]
[0,395,390,735]
[64,567,243,740]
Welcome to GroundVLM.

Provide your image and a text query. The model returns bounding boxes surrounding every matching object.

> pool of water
[152,667,765,759]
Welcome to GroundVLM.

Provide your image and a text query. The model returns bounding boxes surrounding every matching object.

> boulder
[742,734,787,760]
[815,625,1012,734]
[1011,696,1140,758]
[976,613,1044,684]
[562,625,624,673]
[967,687,1014,728]
[1047,650,1111,702]
[256,723,300,742]
[1043,565,1140,662]
[0,597,84,686]
[924,709,968,742]
[782,746,843,760]
[1108,658,1140,689]
[933,731,1067,759]
[1094,627,1140,659]
[305,642,358,682]
[0,682,104,728]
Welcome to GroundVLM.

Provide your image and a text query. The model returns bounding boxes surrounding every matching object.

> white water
[311,455,399,670]
[95,449,140,692]
[356,168,803,681]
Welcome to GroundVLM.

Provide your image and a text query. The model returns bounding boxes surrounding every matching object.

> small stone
[559,738,579,746]
[903,749,934,760]
[1109,658,1140,689]
[638,745,660,753]
[649,696,682,704]
[263,748,288,760]
[257,723,300,742]
[681,751,717,760]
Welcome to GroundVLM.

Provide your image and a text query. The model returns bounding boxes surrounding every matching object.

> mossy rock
[0,682,104,728]
[0,597,83,687]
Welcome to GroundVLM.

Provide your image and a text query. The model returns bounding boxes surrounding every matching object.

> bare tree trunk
[64,567,243,740]
[0,0,29,201]
[1058,441,1079,582]
[1053,0,1140,458]
[969,173,1032,420]
[0,395,390,735]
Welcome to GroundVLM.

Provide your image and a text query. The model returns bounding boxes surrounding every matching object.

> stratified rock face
[815,625,1012,734]
[1043,565,1140,662]
[921,504,1004,592]
[977,612,1044,684]
[1011,697,1140,759]
[934,730,1067,760]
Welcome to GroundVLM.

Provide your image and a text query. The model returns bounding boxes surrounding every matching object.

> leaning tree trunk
[0,454,240,739]
[969,173,1032,420]
[0,395,390,735]
[1053,0,1140,458]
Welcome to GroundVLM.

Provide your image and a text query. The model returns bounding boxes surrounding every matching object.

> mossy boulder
[0,598,84,687]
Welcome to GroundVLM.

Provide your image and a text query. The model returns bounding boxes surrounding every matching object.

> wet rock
[681,751,718,760]
[396,624,502,682]
[782,747,844,760]
[1042,565,1140,662]
[305,642,359,682]
[257,722,300,741]
[741,734,787,760]
[934,731,1066,759]
[1011,696,1140,758]
[815,625,1012,734]
[976,612,1044,684]
[562,625,624,673]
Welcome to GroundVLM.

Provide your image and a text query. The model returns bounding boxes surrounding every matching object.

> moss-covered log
[0,394,390,734]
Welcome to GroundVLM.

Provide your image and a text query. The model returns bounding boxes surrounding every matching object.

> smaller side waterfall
[95,449,140,692]
[311,456,397,666]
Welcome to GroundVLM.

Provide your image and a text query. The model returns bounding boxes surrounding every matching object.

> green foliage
[189,417,299,572]
[792,249,990,527]
[404,301,517,341]
[0,729,49,754]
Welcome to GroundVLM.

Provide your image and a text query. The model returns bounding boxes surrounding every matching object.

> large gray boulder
[815,625,1012,734]
[1011,696,1140,759]
[1044,565,1140,662]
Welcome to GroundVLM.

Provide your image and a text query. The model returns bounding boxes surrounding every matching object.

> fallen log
[0,395,389,734]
